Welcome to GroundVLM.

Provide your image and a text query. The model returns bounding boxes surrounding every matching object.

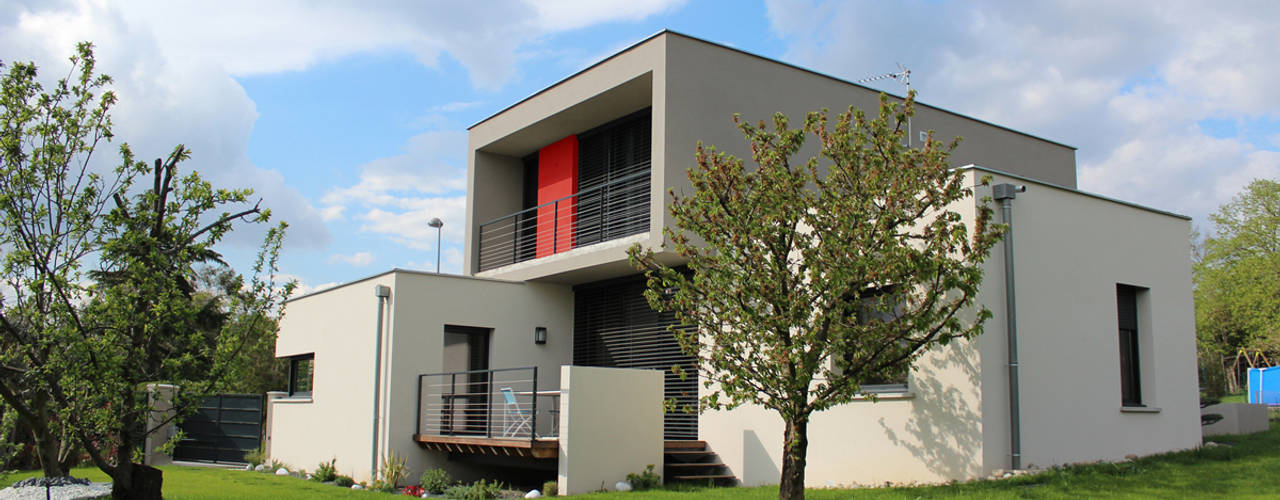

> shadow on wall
[742,429,779,482]
[881,342,983,480]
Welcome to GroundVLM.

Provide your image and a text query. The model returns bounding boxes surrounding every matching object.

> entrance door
[442,326,491,435]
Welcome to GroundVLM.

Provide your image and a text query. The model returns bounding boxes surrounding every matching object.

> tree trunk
[33,426,67,477]
[778,416,809,500]
[111,462,162,500]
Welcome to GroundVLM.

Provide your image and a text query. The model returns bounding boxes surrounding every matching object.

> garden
[4,420,1280,499]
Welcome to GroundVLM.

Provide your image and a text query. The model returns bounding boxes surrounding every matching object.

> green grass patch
[579,421,1280,499]
[1220,391,1247,404]
[5,422,1280,498]
[0,466,401,499]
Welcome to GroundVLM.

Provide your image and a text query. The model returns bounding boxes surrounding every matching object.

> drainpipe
[372,285,391,482]
[993,183,1025,470]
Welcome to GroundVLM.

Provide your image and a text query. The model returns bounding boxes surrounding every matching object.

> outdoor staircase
[663,441,738,486]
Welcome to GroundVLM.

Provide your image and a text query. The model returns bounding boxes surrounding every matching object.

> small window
[288,354,314,397]
[837,286,909,393]
[1117,285,1142,407]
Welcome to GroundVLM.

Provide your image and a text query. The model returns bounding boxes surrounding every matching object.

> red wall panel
[536,135,578,257]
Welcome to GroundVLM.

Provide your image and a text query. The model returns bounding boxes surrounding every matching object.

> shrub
[380,450,408,487]
[243,444,266,466]
[419,468,453,494]
[444,479,505,500]
[312,458,337,482]
[542,480,558,497]
[626,464,660,491]
[334,475,354,488]
[443,484,471,499]
[372,479,397,493]
[268,459,287,473]
[402,485,425,497]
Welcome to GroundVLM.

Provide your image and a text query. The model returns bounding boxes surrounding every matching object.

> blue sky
[3,0,1278,293]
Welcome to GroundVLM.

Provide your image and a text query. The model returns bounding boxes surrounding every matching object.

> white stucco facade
[267,30,1200,491]
[271,271,575,483]
[696,168,1199,486]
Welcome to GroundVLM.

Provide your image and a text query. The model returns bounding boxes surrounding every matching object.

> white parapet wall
[557,365,664,495]
[1202,403,1270,437]
[143,383,177,466]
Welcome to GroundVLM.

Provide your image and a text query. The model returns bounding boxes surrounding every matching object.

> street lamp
[428,217,443,273]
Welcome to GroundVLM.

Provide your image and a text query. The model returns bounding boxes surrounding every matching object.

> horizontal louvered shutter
[574,274,697,440]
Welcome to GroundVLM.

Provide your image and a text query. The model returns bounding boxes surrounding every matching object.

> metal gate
[173,394,264,463]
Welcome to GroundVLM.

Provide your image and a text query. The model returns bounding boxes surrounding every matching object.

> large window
[575,109,652,245]
[573,274,697,440]
[1117,284,1143,407]
[288,354,314,397]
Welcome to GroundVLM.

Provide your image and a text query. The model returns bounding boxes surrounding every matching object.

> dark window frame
[288,354,314,398]
[1117,284,1144,407]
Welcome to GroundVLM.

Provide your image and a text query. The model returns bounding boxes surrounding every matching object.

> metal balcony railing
[477,169,651,272]
[416,367,559,440]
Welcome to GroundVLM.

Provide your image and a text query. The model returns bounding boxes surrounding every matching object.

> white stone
[275,468,289,476]
[0,481,113,500]
[525,489,542,498]
[351,484,364,490]
[254,464,267,472]
[244,464,253,471]
[615,481,632,492]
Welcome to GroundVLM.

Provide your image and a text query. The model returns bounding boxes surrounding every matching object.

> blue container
[1247,366,1280,405]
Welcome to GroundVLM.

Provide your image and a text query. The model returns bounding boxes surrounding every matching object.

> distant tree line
[1195,179,1280,397]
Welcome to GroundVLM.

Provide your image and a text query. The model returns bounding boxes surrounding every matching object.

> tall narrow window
[288,354,314,397]
[1117,284,1142,407]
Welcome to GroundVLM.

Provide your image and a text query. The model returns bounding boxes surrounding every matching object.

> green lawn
[4,421,1280,499]
[1220,391,1247,403]
[581,420,1280,500]
[0,466,401,499]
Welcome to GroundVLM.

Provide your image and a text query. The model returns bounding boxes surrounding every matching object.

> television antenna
[857,64,915,147]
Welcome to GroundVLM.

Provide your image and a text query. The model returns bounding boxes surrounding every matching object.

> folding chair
[500,387,532,437]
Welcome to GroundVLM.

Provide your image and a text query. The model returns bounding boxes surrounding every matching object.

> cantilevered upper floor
[464,30,1078,284]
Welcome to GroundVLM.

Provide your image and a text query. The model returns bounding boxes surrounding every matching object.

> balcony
[476,170,650,272]
[414,367,559,458]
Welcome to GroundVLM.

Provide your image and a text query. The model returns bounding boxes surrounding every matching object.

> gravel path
[0,478,111,500]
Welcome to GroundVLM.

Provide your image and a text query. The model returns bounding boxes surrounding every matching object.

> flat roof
[284,268,525,304]
[469,29,1076,151]
[960,165,1190,221]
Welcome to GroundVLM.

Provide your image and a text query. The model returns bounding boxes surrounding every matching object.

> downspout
[993,183,1025,470]
[372,284,391,482]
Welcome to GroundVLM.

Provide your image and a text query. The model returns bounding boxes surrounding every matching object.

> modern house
[268,31,1199,494]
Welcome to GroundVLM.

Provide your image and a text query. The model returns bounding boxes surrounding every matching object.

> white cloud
[764,0,1280,226]
[357,196,466,251]
[530,0,686,32]
[1,0,333,252]
[321,128,468,254]
[292,280,340,297]
[319,205,346,222]
[329,252,376,267]
[321,131,468,209]
[273,272,337,298]
[0,0,684,267]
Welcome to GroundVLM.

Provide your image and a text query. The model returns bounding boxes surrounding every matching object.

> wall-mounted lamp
[534,327,548,345]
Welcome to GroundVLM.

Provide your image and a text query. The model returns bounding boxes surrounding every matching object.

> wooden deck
[413,434,558,459]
